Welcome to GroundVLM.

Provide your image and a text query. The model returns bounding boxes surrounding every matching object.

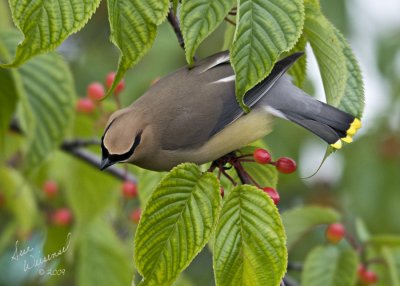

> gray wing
[153,51,302,150]
[209,52,303,137]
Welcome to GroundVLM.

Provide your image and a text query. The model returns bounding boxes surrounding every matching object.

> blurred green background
[0,0,399,285]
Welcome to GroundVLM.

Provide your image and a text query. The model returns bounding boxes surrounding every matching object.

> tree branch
[167,8,185,51]
[234,165,251,184]
[166,7,198,62]
[61,143,137,183]
[9,119,137,183]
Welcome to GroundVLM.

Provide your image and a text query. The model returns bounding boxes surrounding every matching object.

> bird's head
[100,109,148,170]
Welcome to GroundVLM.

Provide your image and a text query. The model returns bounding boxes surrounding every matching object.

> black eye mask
[101,119,142,163]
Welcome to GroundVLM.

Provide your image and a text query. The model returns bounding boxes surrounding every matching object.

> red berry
[326,223,346,244]
[262,187,280,205]
[122,181,138,198]
[253,148,272,164]
[51,208,72,226]
[87,82,105,101]
[106,72,125,95]
[43,180,58,198]
[220,187,225,198]
[130,208,141,224]
[106,72,115,88]
[275,157,297,174]
[358,265,378,284]
[76,98,95,113]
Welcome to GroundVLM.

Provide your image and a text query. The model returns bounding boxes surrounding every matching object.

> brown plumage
[101,51,360,171]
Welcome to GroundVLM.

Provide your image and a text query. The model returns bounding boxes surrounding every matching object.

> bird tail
[261,76,361,149]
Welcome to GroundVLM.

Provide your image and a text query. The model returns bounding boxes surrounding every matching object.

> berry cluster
[42,180,73,226]
[358,265,378,285]
[253,148,296,205]
[41,179,141,226]
[121,181,141,224]
[325,223,379,284]
[76,72,125,114]
[213,148,297,206]
[253,148,297,174]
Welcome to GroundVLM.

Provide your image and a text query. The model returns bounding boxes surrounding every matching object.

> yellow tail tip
[341,135,353,143]
[347,118,362,136]
[353,118,362,129]
[331,140,343,149]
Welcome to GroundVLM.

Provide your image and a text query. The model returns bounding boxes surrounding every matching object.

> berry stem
[236,154,253,159]
[345,232,362,253]
[237,159,256,163]
[220,168,237,186]
[365,257,386,266]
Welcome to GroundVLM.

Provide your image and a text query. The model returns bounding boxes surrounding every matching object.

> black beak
[100,157,115,170]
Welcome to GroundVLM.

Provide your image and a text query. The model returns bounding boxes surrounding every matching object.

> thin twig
[224,17,236,26]
[61,143,137,183]
[167,8,185,51]
[221,168,237,186]
[62,138,100,149]
[167,7,198,62]
[9,120,137,183]
[234,163,251,184]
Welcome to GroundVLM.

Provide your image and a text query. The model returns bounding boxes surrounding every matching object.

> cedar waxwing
[100,51,361,171]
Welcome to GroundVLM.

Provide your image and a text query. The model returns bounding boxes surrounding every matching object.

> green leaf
[334,29,365,118]
[172,0,180,15]
[302,245,358,286]
[381,247,400,286]
[285,34,307,88]
[1,30,76,169]
[133,167,166,206]
[78,218,133,286]
[106,0,169,96]
[282,206,340,251]
[0,68,18,159]
[0,39,22,159]
[0,167,38,234]
[355,217,370,244]
[134,163,221,286]
[21,55,76,168]
[214,185,287,286]
[1,0,101,67]
[304,3,346,107]
[45,151,119,224]
[368,235,400,249]
[0,1,12,29]
[304,0,321,10]
[181,0,235,65]
[231,0,304,111]
[222,21,236,50]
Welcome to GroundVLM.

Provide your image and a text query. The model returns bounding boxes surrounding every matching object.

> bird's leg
[209,151,261,187]
[208,152,237,185]
[220,167,237,186]
[231,158,251,185]
[231,158,262,187]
